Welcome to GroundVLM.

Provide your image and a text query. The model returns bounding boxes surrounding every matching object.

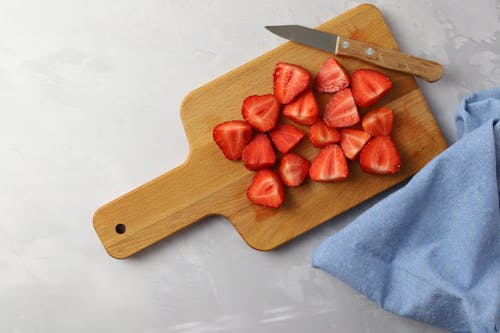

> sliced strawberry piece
[278,153,310,187]
[314,58,350,93]
[242,134,276,171]
[309,119,341,148]
[362,107,394,136]
[268,124,306,154]
[212,120,253,160]
[247,169,285,208]
[323,88,359,128]
[340,129,371,160]
[273,62,311,104]
[309,144,348,182]
[351,69,392,108]
[282,88,319,126]
[359,136,401,175]
[242,94,280,132]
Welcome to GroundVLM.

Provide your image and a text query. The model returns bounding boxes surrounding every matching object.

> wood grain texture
[93,4,447,259]
[335,36,444,82]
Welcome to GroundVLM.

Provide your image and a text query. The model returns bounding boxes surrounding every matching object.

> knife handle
[335,36,444,82]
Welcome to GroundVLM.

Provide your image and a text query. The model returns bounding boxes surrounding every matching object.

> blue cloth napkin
[312,88,500,333]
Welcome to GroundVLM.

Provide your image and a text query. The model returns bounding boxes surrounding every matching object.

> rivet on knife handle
[335,36,444,82]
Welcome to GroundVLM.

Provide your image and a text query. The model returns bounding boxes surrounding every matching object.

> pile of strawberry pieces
[213,59,401,208]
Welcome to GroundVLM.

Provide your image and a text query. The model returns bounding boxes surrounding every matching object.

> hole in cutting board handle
[115,224,126,234]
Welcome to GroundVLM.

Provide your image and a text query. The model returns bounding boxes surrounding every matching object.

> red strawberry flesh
[314,58,350,93]
[309,119,341,148]
[340,129,371,160]
[359,136,401,175]
[242,94,280,132]
[309,144,349,182]
[269,124,306,154]
[278,153,310,187]
[273,62,311,104]
[242,134,276,171]
[247,169,285,208]
[351,69,392,108]
[212,120,253,160]
[362,107,394,136]
[323,88,360,128]
[282,88,319,126]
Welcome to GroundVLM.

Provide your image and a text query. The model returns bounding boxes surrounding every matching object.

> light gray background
[1,1,499,332]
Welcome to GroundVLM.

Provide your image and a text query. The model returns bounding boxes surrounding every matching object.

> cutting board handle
[93,156,215,259]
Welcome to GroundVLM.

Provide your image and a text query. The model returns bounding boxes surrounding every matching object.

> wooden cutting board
[93,4,447,259]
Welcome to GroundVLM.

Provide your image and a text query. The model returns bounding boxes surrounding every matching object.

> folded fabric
[312,88,500,333]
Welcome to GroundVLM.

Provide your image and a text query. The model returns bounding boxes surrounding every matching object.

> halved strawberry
[340,129,371,160]
[242,94,280,132]
[269,124,306,154]
[278,153,310,187]
[282,88,319,126]
[247,169,285,208]
[351,69,392,108]
[212,120,253,160]
[273,62,311,104]
[359,136,401,175]
[309,119,341,148]
[309,144,348,182]
[362,107,394,136]
[323,88,359,128]
[314,58,350,93]
[242,134,276,171]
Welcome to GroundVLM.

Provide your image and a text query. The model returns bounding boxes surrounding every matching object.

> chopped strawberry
[309,119,341,148]
[323,88,360,128]
[282,88,319,126]
[362,107,394,136]
[242,94,280,132]
[273,62,311,104]
[247,169,285,208]
[314,58,350,93]
[268,124,306,154]
[242,134,276,171]
[212,120,253,160]
[351,69,392,108]
[309,144,348,182]
[278,153,310,187]
[340,129,371,160]
[359,136,401,175]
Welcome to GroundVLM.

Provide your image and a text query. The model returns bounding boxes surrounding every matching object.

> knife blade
[265,25,444,82]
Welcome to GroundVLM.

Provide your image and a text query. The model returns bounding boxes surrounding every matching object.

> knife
[266,25,444,82]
